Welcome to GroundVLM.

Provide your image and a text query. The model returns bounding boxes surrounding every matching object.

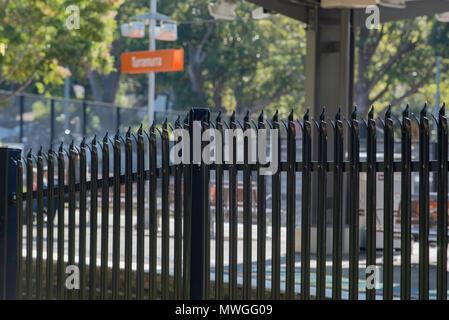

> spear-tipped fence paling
[0,105,448,300]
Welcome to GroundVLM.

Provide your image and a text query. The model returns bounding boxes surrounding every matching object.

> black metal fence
[0,105,448,300]
[0,90,194,152]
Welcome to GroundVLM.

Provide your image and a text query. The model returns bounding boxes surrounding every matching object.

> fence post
[348,107,360,300]
[301,109,312,300]
[366,106,377,300]
[182,116,192,299]
[0,147,21,300]
[316,108,327,300]
[189,107,210,300]
[418,104,430,300]
[400,105,412,300]
[437,105,448,300]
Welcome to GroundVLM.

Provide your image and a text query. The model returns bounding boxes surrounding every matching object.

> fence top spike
[421,103,428,117]
[138,123,143,134]
[92,135,97,145]
[126,126,131,137]
[38,146,42,156]
[336,108,341,120]
[289,109,294,121]
[174,116,180,128]
[81,137,86,147]
[320,107,326,121]
[368,106,374,120]
[403,104,409,117]
[48,144,53,154]
[70,139,74,150]
[163,118,168,130]
[103,132,108,142]
[440,102,446,116]
[244,110,250,123]
[115,128,120,138]
[273,109,279,122]
[385,104,392,118]
[59,142,64,152]
[351,106,358,120]
[230,110,236,122]
[258,110,264,123]
[216,111,222,123]
[304,108,310,121]
[27,148,32,158]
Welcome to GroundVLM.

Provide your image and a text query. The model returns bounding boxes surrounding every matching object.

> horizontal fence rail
[0,105,448,300]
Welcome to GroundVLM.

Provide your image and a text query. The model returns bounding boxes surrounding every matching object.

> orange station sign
[121,49,184,74]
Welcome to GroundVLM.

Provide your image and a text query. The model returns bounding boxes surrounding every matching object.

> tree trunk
[87,70,102,102]
[101,71,120,103]
[186,25,214,108]
[102,39,121,104]
[188,44,206,106]
[213,82,223,110]
[86,39,121,130]
[355,81,371,119]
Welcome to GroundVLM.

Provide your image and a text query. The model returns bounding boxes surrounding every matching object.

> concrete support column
[305,8,354,233]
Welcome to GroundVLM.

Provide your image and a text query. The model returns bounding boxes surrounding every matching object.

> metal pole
[436,57,441,117]
[189,108,210,300]
[19,95,24,143]
[64,70,70,134]
[0,147,20,300]
[148,0,156,125]
[434,56,441,192]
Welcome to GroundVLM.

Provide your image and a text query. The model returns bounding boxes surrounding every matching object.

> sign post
[148,0,157,125]
[122,48,184,125]
[120,2,179,126]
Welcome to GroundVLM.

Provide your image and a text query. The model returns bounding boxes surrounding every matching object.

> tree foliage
[355,17,437,118]
[84,0,306,117]
[1,0,448,122]
[157,1,305,116]
[0,0,122,102]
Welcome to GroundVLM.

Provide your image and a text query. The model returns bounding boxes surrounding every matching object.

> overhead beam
[354,0,449,26]
[247,0,449,26]
[245,0,309,23]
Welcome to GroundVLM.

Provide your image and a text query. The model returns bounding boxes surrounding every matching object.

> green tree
[0,0,121,103]
[86,0,150,106]
[355,18,436,118]
[85,0,306,118]
[429,20,449,58]
[158,0,305,116]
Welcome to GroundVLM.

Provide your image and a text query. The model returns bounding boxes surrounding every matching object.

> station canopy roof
[245,0,449,25]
